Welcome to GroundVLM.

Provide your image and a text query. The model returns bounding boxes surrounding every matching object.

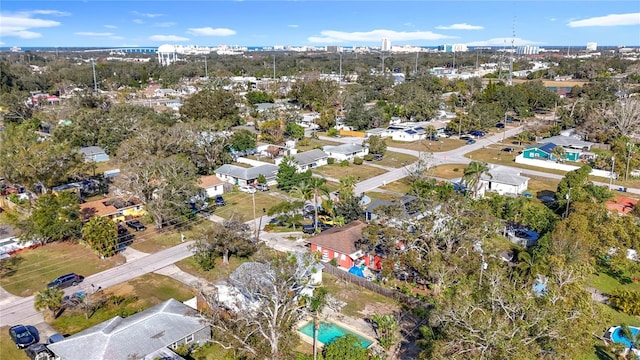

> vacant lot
[213,191,281,221]
[51,273,194,335]
[130,217,212,253]
[372,151,417,168]
[322,273,399,318]
[176,254,253,283]
[0,242,125,296]
[429,164,469,179]
[388,138,465,152]
[314,163,387,181]
[297,138,342,152]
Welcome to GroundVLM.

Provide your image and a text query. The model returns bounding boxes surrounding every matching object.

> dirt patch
[359,302,400,317]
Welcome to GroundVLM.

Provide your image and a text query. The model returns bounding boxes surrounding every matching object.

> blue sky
[1,1,639,48]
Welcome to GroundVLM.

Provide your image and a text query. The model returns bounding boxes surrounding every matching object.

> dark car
[117,224,134,245]
[373,154,384,161]
[214,195,225,206]
[496,123,505,129]
[505,116,514,123]
[48,333,65,344]
[254,183,269,191]
[125,219,146,231]
[466,139,476,145]
[47,273,84,289]
[25,343,54,360]
[501,147,514,153]
[302,223,332,234]
[459,135,472,141]
[9,325,38,349]
[470,130,486,137]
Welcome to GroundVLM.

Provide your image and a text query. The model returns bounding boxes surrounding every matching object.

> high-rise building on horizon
[381,38,391,52]
[586,42,598,51]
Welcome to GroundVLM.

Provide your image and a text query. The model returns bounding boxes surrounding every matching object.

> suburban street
[1,125,638,328]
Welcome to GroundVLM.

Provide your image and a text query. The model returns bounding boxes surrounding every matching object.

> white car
[239,185,256,194]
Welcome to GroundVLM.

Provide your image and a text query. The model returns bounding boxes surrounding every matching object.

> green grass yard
[313,163,387,182]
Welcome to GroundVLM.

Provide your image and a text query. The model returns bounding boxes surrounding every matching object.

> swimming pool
[611,326,639,348]
[298,320,373,348]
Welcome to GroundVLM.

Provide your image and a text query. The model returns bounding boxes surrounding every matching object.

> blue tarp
[348,266,365,278]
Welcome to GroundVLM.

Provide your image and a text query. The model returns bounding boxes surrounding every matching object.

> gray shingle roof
[481,169,530,186]
[540,135,592,149]
[215,164,279,180]
[47,299,207,360]
[293,149,328,166]
[78,146,107,156]
[323,143,365,155]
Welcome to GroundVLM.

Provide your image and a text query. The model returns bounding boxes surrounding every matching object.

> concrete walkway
[120,246,149,262]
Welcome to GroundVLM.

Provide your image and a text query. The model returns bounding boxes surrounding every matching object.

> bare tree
[605,98,640,137]
[199,252,321,360]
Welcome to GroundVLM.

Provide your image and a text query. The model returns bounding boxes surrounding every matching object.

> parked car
[9,325,38,349]
[460,135,473,141]
[466,139,476,145]
[501,147,514,153]
[426,134,439,141]
[239,185,256,194]
[125,219,146,231]
[254,183,270,191]
[317,215,336,226]
[505,116,515,123]
[470,130,486,137]
[302,223,332,234]
[496,123,505,129]
[373,154,384,161]
[48,333,65,344]
[25,343,54,360]
[214,195,226,206]
[117,224,134,245]
[47,273,84,289]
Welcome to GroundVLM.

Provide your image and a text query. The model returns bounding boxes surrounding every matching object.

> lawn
[213,191,284,221]
[51,273,195,335]
[0,326,29,360]
[587,272,640,295]
[526,175,561,198]
[372,151,417,168]
[379,178,412,195]
[130,216,211,253]
[0,242,125,297]
[322,273,399,318]
[429,164,469,179]
[314,163,387,181]
[388,138,465,152]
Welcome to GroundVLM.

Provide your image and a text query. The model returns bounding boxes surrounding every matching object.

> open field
[379,178,413,194]
[130,217,212,253]
[372,151,417,168]
[366,191,404,202]
[213,191,282,221]
[0,242,125,297]
[510,78,589,88]
[429,164,468,179]
[51,273,195,335]
[176,253,254,283]
[388,138,464,152]
[314,163,387,181]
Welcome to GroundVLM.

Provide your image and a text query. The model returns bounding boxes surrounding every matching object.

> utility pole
[273,54,276,80]
[91,58,98,92]
[564,187,571,218]
[252,191,258,240]
[204,56,208,79]
[609,156,616,190]
[339,52,342,83]
[625,142,633,181]
[415,51,419,74]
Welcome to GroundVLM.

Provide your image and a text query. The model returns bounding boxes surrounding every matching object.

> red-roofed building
[605,195,638,215]
[305,220,382,270]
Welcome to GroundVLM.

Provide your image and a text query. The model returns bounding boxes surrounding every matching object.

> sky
[1,1,639,48]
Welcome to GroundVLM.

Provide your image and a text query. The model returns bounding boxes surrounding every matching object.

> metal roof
[214,164,279,180]
[293,149,328,166]
[322,143,365,155]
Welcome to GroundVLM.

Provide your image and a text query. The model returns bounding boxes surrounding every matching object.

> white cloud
[133,19,144,24]
[549,17,557,22]
[436,23,483,30]
[131,11,163,18]
[465,37,544,46]
[567,13,640,27]
[29,10,70,16]
[149,34,190,42]
[104,25,117,29]
[308,29,455,43]
[0,11,62,39]
[154,22,176,28]
[288,24,299,28]
[75,32,114,36]
[186,27,236,36]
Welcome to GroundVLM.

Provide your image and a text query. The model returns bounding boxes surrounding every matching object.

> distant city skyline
[1,1,639,48]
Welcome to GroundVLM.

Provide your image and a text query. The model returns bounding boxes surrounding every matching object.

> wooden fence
[322,264,432,309]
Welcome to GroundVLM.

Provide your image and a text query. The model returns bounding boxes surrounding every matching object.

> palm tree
[292,178,330,231]
[462,161,490,198]
[620,324,640,351]
[338,175,357,196]
[309,286,328,360]
[34,286,63,319]
[551,146,566,162]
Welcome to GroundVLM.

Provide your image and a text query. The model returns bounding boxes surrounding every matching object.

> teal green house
[522,143,582,162]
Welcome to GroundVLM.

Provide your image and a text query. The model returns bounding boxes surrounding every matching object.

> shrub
[453,168,459,172]
[363,154,374,161]
[327,128,339,137]
[327,157,335,165]
[353,157,363,165]
[298,137,310,147]
[339,160,349,167]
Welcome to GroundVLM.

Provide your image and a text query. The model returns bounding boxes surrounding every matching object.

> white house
[477,167,530,197]
[214,164,279,186]
[323,143,368,161]
[288,149,329,172]
[198,175,225,198]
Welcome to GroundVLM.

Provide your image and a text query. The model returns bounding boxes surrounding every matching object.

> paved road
[0,241,194,327]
